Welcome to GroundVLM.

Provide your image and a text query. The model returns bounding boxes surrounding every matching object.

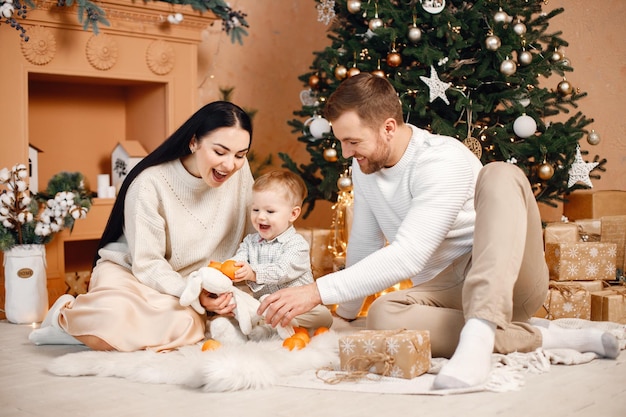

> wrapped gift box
[544,222,579,244]
[600,215,626,276]
[545,242,617,281]
[339,329,431,379]
[574,218,602,242]
[534,281,600,320]
[296,228,334,279]
[591,288,626,324]
[563,190,626,220]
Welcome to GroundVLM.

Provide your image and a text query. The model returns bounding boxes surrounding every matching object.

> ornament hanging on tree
[316,0,336,26]
[309,116,332,139]
[513,114,537,138]
[463,137,482,159]
[421,0,445,15]
[299,89,318,107]
[513,20,527,36]
[371,59,386,78]
[518,49,533,66]
[323,146,339,162]
[334,64,347,80]
[568,145,599,188]
[420,65,452,105]
[337,171,353,192]
[485,34,501,51]
[347,65,361,77]
[347,0,361,14]
[500,57,517,76]
[308,74,321,89]
[386,49,402,68]
[493,7,512,24]
[408,24,422,43]
[557,78,573,96]
[587,130,601,145]
[550,49,564,63]
[538,160,555,180]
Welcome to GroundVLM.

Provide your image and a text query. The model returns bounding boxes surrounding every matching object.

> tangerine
[208,261,222,270]
[291,332,311,345]
[282,336,306,351]
[293,326,308,335]
[201,339,222,351]
[313,327,330,336]
[220,259,240,280]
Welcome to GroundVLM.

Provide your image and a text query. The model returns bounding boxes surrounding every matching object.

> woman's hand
[199,290,235,316]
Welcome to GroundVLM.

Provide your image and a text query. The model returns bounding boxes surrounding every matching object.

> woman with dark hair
[29,101,255,352]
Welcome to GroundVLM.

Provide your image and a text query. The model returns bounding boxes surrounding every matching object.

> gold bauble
[371,69,386,78]
[337,175,353,191]
[334,65,348,80]
[557,79,573,96]
[347,0,362,14]
[323,147,338,162]
[538,162,555,180]
[347,66,361,77]
[386,52,402,68]
[308,74,320,89]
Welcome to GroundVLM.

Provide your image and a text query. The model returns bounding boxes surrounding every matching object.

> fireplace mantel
[0,0,218,308]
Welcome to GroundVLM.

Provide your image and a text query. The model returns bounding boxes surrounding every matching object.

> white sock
[433,318,496,390]
[538,325,619,359]
[28,294,83,346]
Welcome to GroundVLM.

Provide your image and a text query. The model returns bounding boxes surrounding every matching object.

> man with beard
[259,73,620,389]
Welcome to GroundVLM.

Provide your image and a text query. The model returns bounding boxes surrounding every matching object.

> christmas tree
[279,0,606,217]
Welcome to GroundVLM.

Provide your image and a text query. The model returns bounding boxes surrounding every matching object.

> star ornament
[420,65,452,104]
[568,145,599,188]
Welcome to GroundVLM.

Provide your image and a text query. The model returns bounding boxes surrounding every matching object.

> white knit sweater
[97,159,254,297]
[316,125,484,318]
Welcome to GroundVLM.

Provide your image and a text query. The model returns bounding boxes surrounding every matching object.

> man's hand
[257,283,322,328]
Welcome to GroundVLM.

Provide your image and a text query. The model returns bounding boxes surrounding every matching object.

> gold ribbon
[543,282,589,320]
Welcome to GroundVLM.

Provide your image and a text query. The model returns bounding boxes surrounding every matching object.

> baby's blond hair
[253,170,307,207]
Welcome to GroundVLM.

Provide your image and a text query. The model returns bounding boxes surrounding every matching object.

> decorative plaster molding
[146,40,175,75]
[86,34,119,71]
[20,25,56,65]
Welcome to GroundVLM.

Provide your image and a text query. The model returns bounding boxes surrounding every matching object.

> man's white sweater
[316,125,483,318]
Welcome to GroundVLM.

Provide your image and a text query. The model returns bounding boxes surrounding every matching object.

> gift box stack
[538,190,626,324]
[338,329,431,379]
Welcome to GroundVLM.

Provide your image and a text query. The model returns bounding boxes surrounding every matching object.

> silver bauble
[500,58,517,76]
[408,25,422,43]
[587,130,601,145]
[337,175,353,191]
[513,22,527,35]
[347,0,362,14]
[518,50,533,66]
[485,35,501,51]
[550,50,564,62]
[494,8,510,24]
[557,79,573,96]
[369,17,383,31]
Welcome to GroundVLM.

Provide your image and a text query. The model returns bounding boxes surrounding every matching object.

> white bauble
[513,114,537,138]
[309,117,331,139]
[518,50,533,66]
[500,58,517,76]
[485,35,501,51]
[347,0,362,14]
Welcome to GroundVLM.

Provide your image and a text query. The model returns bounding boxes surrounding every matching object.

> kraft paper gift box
[590,288,626,324]
[534,281,597,320]
[545,242,617,281]
[339,329,431,379]
[563,190,626,220]
[297,227,334,279]
[544,222,579,244]
[600,215,626,276]
[574,218,602,242]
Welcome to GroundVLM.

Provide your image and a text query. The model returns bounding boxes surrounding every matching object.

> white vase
[3,244,49,324]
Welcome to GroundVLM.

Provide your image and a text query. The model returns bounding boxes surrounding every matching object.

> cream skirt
[59,261,206,352]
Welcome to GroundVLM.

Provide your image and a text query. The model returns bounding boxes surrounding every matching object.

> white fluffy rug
[46,319,626,395]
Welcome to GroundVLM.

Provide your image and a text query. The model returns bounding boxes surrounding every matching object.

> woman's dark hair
[93,101,253,266]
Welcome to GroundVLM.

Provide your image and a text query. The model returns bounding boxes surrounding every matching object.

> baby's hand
[232,261,256,283]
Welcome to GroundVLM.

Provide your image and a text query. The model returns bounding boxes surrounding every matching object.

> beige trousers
[366,162,548,358]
